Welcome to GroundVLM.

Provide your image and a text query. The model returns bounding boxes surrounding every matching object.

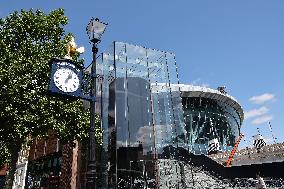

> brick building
[0,164,8,188]
[25,131,88,189]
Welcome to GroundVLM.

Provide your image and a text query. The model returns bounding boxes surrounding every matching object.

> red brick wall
[36,139,45,158]
[28,140,36,161]
[28,131,59,161]
[59,143,73,189]
[0,164,8,176]
[46,133,58,155]
[28,133,85,189]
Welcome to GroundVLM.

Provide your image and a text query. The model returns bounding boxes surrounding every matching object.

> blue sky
[1,0,284,148]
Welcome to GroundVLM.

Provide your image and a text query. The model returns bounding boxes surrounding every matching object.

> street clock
[48,58,83,99]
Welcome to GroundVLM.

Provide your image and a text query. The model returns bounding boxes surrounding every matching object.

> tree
[0,9,99,188]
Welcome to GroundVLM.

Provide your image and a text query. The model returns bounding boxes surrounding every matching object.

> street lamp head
[86,17,108,44]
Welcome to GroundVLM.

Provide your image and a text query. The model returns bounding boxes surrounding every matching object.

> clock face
[53,67,80,93]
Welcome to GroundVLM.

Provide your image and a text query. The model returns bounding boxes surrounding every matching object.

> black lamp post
[86,17,107,189]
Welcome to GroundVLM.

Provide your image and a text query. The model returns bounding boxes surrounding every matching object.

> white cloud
[244,106,269,119]
[249,93,275,104]
[251,115,273,125]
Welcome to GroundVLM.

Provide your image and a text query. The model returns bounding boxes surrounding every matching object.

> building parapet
[209,142,284,166]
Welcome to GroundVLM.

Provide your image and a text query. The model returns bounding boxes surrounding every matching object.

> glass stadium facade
[93,42,244,188]
[181,88,243,154]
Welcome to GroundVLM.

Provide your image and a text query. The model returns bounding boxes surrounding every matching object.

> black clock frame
[48,58,86,100]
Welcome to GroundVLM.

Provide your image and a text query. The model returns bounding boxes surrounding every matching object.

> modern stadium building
[177,84,244,154]
[19,42,284,188]
[102,77,245,188]
[89,42,247,188]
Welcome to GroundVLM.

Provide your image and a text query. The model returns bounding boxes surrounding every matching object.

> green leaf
[0,8,98,167]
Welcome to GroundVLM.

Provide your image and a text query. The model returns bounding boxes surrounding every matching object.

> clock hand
[65,73,72,83]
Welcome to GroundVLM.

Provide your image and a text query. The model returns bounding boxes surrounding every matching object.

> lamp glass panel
[87,20,106,40]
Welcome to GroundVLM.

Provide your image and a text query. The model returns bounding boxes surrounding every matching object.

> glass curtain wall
[95,42,185,188]
[182,97,241,154]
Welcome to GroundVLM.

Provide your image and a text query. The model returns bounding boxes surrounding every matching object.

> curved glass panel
[182,97,241,154]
